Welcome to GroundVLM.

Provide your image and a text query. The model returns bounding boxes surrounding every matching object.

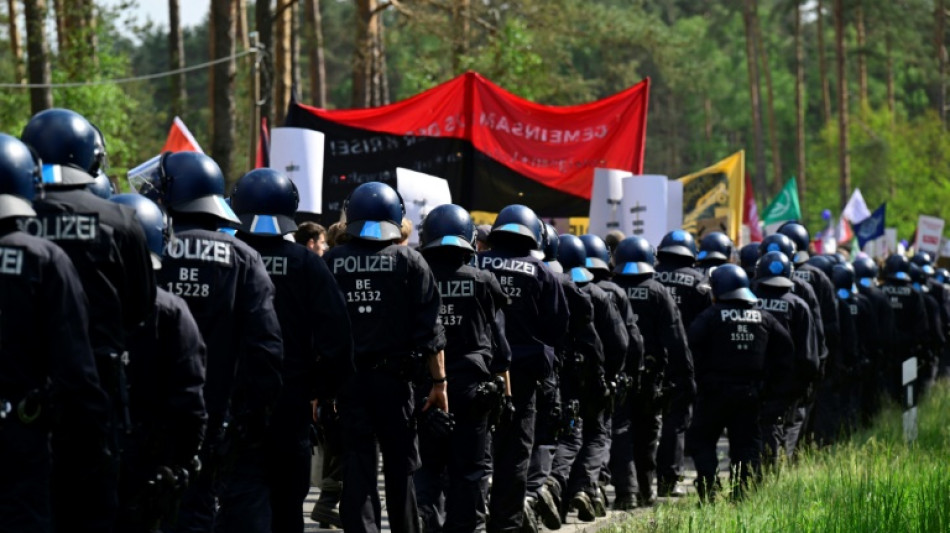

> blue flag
[853,203,886,249]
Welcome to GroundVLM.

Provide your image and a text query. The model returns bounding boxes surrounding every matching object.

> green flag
[761,177,802,227]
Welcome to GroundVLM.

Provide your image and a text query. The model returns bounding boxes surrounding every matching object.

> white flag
[842,188,871,223]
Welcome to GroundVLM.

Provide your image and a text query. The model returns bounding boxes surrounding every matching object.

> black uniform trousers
[525,371,559,499]
[549,398,609,505]
[487,369,537,533]
[687,388,762,498]
[415,378,490,533]
[265,386,313,533]
[340,370,420,533]
[656,393,692,489]
[609,392,662,500]
[1,422,51,532]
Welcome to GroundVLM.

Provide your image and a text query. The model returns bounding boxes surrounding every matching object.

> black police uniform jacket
[239,235,355,400]
[613,274,695,400]
[687,301,796,411]
[26,188,156,358]
[158,227,283,429]
[791,276,828,363]
[324,240,446,367]
[478,249,569,380]
[856,281,896,374]
[0,227,110,445]
[553,272,602,376]
[126,287,208,467]
[833,291,865,384]
[427,257,510,381]
[653,263,712,330]
[582,281,629,382]
[916,285,946,361]
[792,262,840,357]
[594,277,644,379]
[881,280,927,364]
[752,284,820,397]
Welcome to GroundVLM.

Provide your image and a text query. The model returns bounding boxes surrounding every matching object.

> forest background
[2,0,950,238]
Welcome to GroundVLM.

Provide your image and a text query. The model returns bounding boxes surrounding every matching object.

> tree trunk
[23,0,52,114]
[274,0,293,123]
[795,1,806,215]
[887,33,895,117]
[7,0,25,82]
[210,0,236,185]
[743,0,767,206]
[452,0,470,74]
[169,0,187,118]
[51,0,64,50]
[856,1,868,108]
[305,0,327,107]
[936,0,946,125]
[753,3,782,195]
[834,0,850,210]
[255,0,274,128]
[374,6,388,105]
[235,0,248,50]
[818,0,832,123]
[352,0,390,108]
[292,0,301,102]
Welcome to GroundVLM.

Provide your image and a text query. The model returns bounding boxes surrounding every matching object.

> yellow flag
[677,151,745,243]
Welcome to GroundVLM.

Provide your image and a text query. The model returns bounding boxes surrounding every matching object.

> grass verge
[607,382,950,533]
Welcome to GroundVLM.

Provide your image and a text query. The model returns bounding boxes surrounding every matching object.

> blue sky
[102,0,210,31]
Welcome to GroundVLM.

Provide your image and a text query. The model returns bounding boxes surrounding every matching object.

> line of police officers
[2,107,947,533]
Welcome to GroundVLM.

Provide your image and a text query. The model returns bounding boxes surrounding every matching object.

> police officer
[751,251,820,460]
[686,265,795,502]
[696,231,734,277]
[146,151,283,532]
[911,253,950,385]
[609,236,694,509]
[879,254,928,401]
[831,262,876,433]
[653,229,710,497]
[324,182,446,533]
[478,205,569,533]
[109,193,208,533]
[0,133,110,532]
[852,256,895,422]
[230,168,355,532]
[936,267,950,376]
[414,203,510,533]
[909,262,945,396]
[21,108,156,531]
[738,243,760,280]
[550,235,627,523]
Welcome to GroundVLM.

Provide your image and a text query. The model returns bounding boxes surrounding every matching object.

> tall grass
[609,383,950,533]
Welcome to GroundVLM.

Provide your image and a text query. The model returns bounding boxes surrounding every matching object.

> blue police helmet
[710,264,757,304]
[580,234,611,272]
[910,252,935,276]
[344,181,404,242]
[852,256,879,288]
[230,168,299,235]
[657,229,696,259]
[883,253,911,282]
[557,234,594,283]
[936,267,949,284]
[909,262,930,290]
[420,203,476,252]
[777,222,810,264]
[613,236,655,276]
[759,233,795,259]
[490,204,542,250]
[697,231,734,264]
[0,133,40,220]
[159,151,239,224]
[831,263,857,299]
[738,243,761,278]
[21,108,99,186]
[110,193,166,270]
[755,251,794,289]
[87,172,114,199]
[542,224,562,272]
[806,254,835,279]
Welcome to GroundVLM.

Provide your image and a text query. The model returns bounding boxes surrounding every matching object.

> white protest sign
[885,228,898,257]
[915,215,945,255]
[621,175,669,247]
[589,168,632,238]
[270,127,325,214]
[397,168,452,246]
[666,179,683,232]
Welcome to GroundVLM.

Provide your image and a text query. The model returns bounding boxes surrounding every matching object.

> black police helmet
[490,204,542,250]
[759,233,795,259]
[557,234,594,283]
[657,229,696,259]
[420,204,476,252]
[697,231,734,264]
[21,108,99,186]
[0,133,40,220]
[806,254,835,279]
[909,263,930,289]
[230,168,300,235]
[911,252,935,276]
[111,193,167,270]
[831,263,856,300]
[613,236,655,275]
[542,224,562,272]
[87,172,114,199]
[755,251,794,289]
[710,264,757,304]
[777,222,811,264]
[936,267,950,284]
[852,256,879,288]
[738,243,761,278]
[344,181,405,241]
[159,151,240,224]
[580,234,611,272]
[883,253,911,282]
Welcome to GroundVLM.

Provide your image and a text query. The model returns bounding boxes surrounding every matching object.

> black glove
[499,395,516,429]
